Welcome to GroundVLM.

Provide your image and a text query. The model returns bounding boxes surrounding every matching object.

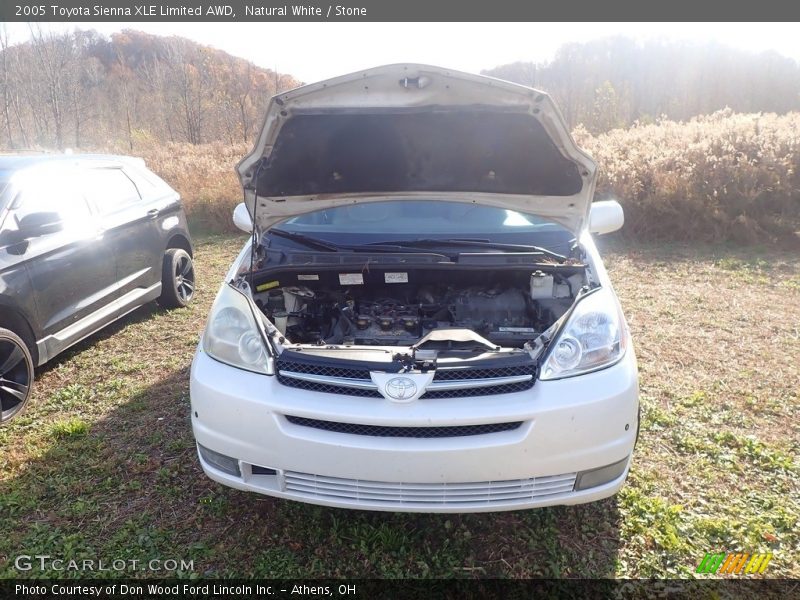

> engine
[254,271,579,348]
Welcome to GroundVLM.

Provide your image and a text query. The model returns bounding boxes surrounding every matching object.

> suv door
[10,170,117,360]
[82,166,164,311]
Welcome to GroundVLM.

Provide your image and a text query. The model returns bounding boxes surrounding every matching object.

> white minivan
[190,64,638,512]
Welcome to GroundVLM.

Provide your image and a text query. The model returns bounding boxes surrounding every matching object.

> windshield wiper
[266,229,450,257]
[267,229,347,252]
[360,238,568,262]
[267,230,565,261]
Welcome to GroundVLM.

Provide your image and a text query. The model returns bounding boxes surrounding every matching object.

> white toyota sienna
[190,64,639,512]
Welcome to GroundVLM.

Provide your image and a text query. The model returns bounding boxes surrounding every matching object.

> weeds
[575,110,800,243]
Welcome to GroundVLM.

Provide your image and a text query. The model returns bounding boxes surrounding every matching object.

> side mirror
[589,200,624,235]
[17,212,63,238]
[232,202,253,233]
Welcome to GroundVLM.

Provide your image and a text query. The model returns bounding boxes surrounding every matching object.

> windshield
[0,170,12,209]
[276,200,572,251]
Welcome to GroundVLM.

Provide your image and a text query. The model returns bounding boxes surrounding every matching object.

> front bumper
[189,347,639,513]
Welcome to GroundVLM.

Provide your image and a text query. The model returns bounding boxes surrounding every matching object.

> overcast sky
[4,22,799,82]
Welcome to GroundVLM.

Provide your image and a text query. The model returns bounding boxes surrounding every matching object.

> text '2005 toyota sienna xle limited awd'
[190,64,639,512]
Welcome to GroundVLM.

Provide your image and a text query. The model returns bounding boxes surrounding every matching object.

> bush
[574,109,800,243]
[133,139,248,234]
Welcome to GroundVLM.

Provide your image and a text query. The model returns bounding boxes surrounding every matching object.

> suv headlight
[202,283,272,374]
[540,287,627,380]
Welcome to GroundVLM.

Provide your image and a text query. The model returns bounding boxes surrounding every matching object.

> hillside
[3,31,800,147]
[483,37,800,133]
[0,28,301,150]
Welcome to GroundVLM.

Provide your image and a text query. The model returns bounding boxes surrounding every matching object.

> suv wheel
[158,248,196,309]
[0,327,34,424]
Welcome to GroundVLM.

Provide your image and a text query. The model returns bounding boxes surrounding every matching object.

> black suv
[0,154,195,423]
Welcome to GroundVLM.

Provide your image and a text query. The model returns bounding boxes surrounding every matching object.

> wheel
[157,248,196,309]
[0,327,34,424]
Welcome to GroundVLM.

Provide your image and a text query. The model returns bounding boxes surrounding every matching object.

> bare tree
[112,44,137,150]
[234,60,255,143]
[28,25,73,148]
[0,26,15,147]
[165,38,210,144]
[138,56,175,143]
[67,31,103,148]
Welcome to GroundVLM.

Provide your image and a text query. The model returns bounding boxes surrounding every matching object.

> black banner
[2,579,800,600]
[2,0,800,22]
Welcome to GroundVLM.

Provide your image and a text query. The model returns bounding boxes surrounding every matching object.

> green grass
[48,418,90,439]
[0,234,797,579]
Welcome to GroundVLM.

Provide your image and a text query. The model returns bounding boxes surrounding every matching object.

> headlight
[540,286,627,380]
[202,283,272,374]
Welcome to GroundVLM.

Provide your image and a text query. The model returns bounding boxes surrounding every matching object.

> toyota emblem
[384,377,418,402]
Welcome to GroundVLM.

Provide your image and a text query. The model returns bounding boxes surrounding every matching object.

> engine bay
[252,266,586,348]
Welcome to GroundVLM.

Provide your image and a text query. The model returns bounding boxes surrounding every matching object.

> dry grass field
[0,234,797,580]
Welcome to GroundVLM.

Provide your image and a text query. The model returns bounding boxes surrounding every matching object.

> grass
[0,234,797,579]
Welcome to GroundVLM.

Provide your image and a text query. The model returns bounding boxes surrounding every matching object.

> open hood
[238,64,597,236]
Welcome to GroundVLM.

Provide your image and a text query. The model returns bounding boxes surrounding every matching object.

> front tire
[157,248,195,309]
[0,327,34,424]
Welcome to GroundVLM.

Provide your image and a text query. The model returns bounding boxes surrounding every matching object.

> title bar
[2,0,800,22]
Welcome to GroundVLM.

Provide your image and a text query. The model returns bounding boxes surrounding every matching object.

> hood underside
[238,64,597,235]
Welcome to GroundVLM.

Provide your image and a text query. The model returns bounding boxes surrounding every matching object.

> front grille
[283,471,577,506]
[276,357,381,397]
[276,359,372,381]
[277,376,382,397]
[285,415,523,438]
[433,365,534,381]
[275,354,536,399]
[421,384,533,399]
[427,364,536,398]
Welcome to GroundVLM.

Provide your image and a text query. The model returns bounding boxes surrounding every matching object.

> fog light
[197,444,241,477]
[251,465,277,475]
[574,457,629,491]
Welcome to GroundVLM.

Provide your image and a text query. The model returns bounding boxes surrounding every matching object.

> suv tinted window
[84,168,141,215]
[14,175,92,226]
[123,165,159,195]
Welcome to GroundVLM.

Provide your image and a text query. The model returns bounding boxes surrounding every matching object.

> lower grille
[283,471,577,506]
[285,415,522,438]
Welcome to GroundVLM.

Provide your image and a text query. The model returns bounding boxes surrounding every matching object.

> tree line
[483,37,800,133]
[1,30,799,150]
[0,27,299,151]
